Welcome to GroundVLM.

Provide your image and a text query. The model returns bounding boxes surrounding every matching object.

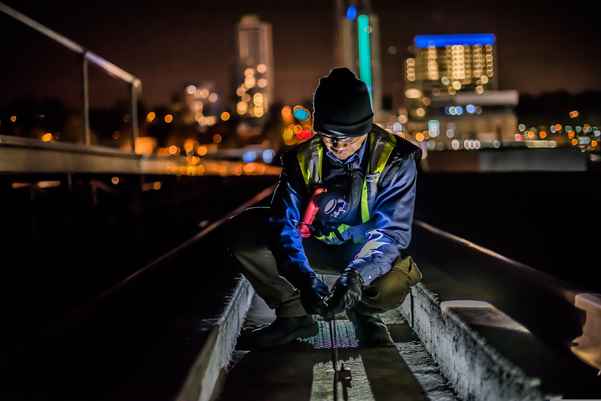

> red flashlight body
[298,187,327,238]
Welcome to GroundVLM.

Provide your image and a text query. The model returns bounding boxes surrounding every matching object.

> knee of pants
[225,207,271,256]
[361,256,421,312]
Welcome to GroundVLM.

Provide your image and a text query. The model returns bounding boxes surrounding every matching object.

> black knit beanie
[313,67,373,137]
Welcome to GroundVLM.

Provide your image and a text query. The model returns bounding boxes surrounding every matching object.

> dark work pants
[226,207,417,318]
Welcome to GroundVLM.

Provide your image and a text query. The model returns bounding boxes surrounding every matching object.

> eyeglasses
[318,132,359,145]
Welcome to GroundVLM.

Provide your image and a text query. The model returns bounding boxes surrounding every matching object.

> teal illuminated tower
[334,0,382,117]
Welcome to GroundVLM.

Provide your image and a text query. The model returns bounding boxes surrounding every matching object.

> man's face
[319,133,367,161]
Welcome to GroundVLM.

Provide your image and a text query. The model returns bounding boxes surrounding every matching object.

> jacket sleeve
[345,156,418,285]
[268,152,315,280]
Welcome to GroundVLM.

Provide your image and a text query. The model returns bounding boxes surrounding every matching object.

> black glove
[323,268,363,319]
[294,271,330,315]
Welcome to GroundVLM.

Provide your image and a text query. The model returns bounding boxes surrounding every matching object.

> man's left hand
[323,268,363,318]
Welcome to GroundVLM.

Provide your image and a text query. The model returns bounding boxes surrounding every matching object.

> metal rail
[413,219,578,303]
[0,2,142,153]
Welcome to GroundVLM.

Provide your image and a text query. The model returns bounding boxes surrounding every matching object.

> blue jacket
[269,130,420,285]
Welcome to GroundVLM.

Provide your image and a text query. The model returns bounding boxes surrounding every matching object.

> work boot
[242,315,318,349]
[346,308,393,347]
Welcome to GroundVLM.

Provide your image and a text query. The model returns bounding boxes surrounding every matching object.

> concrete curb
[399,283,557,401]
[175,277,255,401]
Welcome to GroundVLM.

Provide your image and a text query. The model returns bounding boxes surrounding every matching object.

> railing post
[82,53,91,146]
[130,80,141,155]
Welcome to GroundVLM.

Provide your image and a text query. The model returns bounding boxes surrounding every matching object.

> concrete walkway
[219,294,459,401]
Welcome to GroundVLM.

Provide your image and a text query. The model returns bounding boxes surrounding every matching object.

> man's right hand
[297,272,330,315]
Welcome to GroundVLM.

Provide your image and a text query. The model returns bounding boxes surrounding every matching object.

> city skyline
[2,0,600,108]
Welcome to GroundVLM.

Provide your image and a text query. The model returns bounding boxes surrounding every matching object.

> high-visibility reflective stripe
[297,130,397,242]
[316,144,323,183]
[375,135,395,175]
[315,223,351,242]
[360,179,369,223]
[297,147,311,186]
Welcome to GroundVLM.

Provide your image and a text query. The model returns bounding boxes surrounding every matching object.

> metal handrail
[0,2,141,153]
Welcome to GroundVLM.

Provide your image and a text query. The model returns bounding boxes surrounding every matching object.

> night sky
[2,0,600,108]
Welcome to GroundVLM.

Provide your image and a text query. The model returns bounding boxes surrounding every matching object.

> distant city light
[197,146,208,156]
[168,145,179,155]
[164,114,174,123]
[427,120,440,137]
[111,177,120,185]
[10,115,17,123]
[569,110,580,119]
[345,4,357,20]
[262,149,275,163]
[41,132,53,142]
[186,85,197,95]
[466,104,477,114]
[243,151,257,163]
[579,136,591,145]
[208,93,219,103]
[184,139,196,154]
[237,101,248,115]
[244,76,256,88]
[405,88,421,99]
[257,64,267,73]
[257,78,268,88]
[213,134,223,144]
[415,107,426,117]
[281,106,293,123]
[415,33,496,48]
[463,139,481,150]
[37,181,61,189]
[146,112,156,123]
[292,105,310,121]
[446,106,464,116]
[221,111,231,121]
[253,93,264,106]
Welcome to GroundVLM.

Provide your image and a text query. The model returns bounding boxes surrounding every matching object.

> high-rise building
[334,0,382,118]
[404,34,498,121]
[403,33,518,147]
[407,34,497,97]
[235,15,274,120]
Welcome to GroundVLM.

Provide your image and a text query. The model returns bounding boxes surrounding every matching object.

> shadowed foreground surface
[219,294,459,401]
